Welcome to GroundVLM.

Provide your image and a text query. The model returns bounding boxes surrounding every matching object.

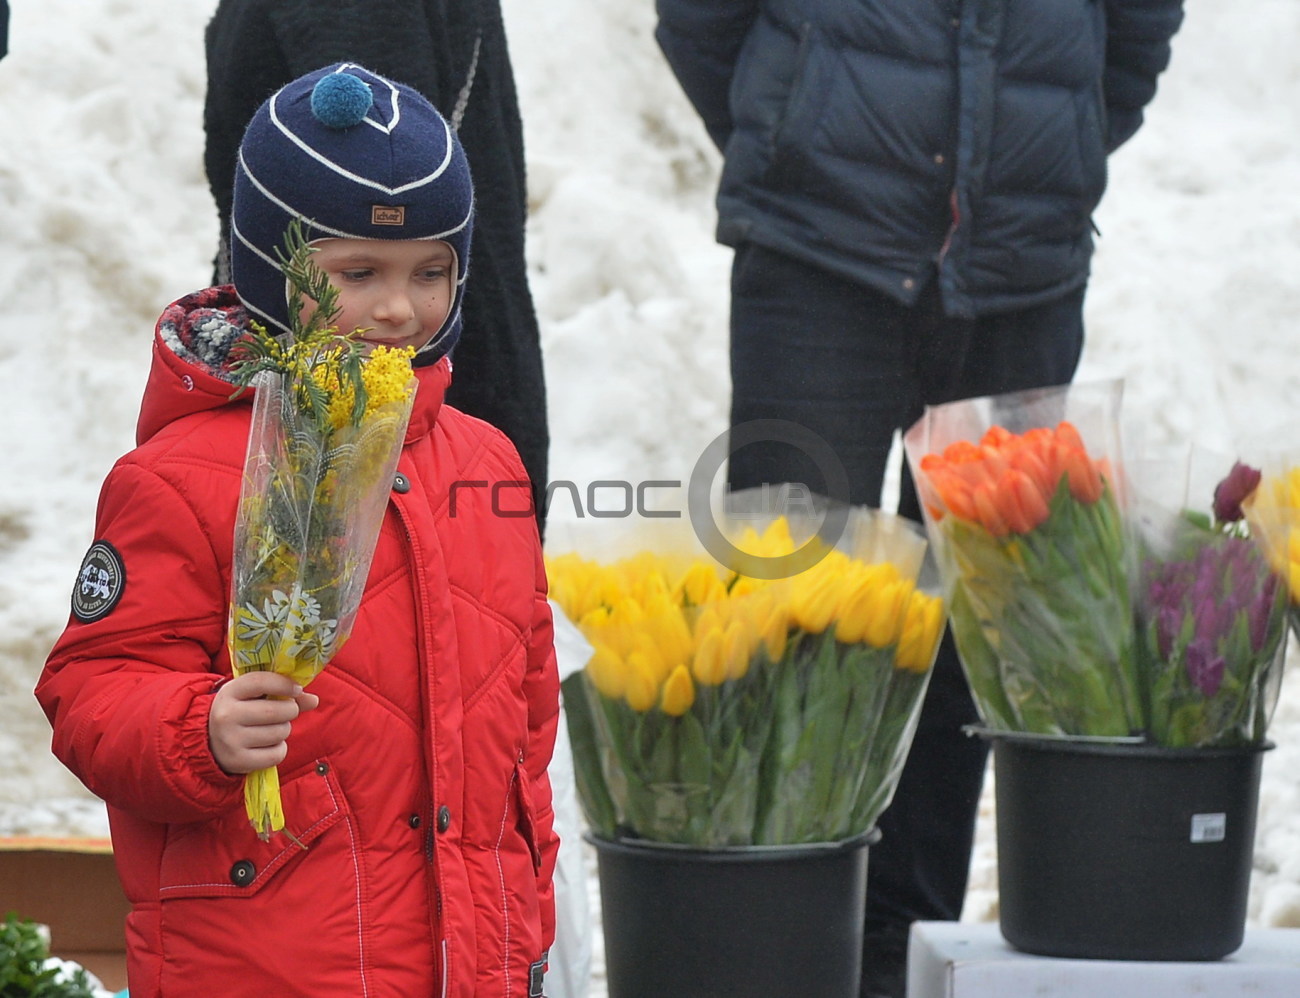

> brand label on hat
[372,205,406,226]
[72,540,126,623]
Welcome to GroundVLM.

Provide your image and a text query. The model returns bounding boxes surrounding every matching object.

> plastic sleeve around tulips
[1245,466,1300,647]
[939,477,1143,738]
[548,510,943,848]
[568,630,934,846]
[227,370,414,838]
[1135,512,1289,748]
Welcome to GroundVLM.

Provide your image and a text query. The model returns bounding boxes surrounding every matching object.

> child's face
[309,238,456,354]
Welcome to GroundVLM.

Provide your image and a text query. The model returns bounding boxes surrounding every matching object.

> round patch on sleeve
[71,541,127,623]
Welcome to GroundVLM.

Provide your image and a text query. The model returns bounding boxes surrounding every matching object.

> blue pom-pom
[311,73,374,129]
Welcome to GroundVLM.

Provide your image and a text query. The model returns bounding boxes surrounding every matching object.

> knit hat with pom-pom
[230,62,474,366]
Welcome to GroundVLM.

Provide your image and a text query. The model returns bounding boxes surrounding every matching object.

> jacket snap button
[437,805,451,833]
[409,813,422,829]
[392,472,411,494]
[230,860,256,886]
[316,762,329,775]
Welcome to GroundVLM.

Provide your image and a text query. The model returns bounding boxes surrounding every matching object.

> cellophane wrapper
[903,380,1143,739]
[1129,446,1287,747]
[549,489,944,847]
[227,369,415,837]
[1244,452,1300,647]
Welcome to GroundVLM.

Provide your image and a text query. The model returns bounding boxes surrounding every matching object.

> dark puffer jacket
[204,0,548,529]
[656,0,1185,318]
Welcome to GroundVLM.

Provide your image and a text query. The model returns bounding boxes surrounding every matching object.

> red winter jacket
[36,288,560,998]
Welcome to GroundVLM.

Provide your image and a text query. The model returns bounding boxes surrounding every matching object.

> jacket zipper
[392,492,449,996]
[937,188,960,269]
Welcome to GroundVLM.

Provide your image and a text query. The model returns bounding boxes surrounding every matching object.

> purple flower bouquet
[1132,458,1288,747]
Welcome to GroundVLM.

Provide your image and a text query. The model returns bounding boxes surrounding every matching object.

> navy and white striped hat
[231,62,474,366]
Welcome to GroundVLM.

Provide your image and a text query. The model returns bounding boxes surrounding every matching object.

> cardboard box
[0,836,129,992]
[908,921,1300,998]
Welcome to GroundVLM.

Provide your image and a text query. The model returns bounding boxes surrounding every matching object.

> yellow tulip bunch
[549,511,945,846]
[1245,466,1300,597]
[1245,465,1300,642]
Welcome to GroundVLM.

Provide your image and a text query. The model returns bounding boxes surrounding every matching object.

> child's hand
[208,671,320,776]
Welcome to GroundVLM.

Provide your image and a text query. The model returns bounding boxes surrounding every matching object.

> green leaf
[560,674,617,836]
[0,912,97,998]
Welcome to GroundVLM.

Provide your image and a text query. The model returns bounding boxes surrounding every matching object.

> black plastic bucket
[985,732,1270,961]
[589,830,878,998]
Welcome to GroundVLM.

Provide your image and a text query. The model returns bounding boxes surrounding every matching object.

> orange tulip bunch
[549,510,943,846]
[908,409,1142,738]
[918,422,1106,537]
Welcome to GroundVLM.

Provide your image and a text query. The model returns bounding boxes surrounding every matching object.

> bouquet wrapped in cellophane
[903,381,1142,738]
[547,493,945,847]
[1244,454,1300,643]
[228,221,417,838]
[1129,449,1287,747]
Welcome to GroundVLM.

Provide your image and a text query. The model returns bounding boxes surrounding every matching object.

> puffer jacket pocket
[1074,59,1109,207]
[514,762,543,873]
[154,759,374,995]
[771,22,829,157]
[158,759,349,899]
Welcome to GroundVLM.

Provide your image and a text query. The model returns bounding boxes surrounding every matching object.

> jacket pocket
[514,762,543,873]
[772,22,825,153]
[158,758,349,899]
[1074,84,1109,208]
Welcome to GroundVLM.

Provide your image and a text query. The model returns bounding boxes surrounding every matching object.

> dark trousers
[727,243,1085,969]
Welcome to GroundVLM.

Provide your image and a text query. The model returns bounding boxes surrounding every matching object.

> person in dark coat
[204,0,548,534]
[654,2,1185,996]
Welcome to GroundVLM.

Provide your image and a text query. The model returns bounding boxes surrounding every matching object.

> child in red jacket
[37,63,560,998]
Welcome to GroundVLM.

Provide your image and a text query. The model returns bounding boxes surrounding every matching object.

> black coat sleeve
[1102,0,1186,151]
[654,0,762,150]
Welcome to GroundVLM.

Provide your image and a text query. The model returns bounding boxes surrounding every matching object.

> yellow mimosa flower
[660,664,696,716]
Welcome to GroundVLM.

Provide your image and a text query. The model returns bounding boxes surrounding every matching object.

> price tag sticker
[1190,812,1227,843]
